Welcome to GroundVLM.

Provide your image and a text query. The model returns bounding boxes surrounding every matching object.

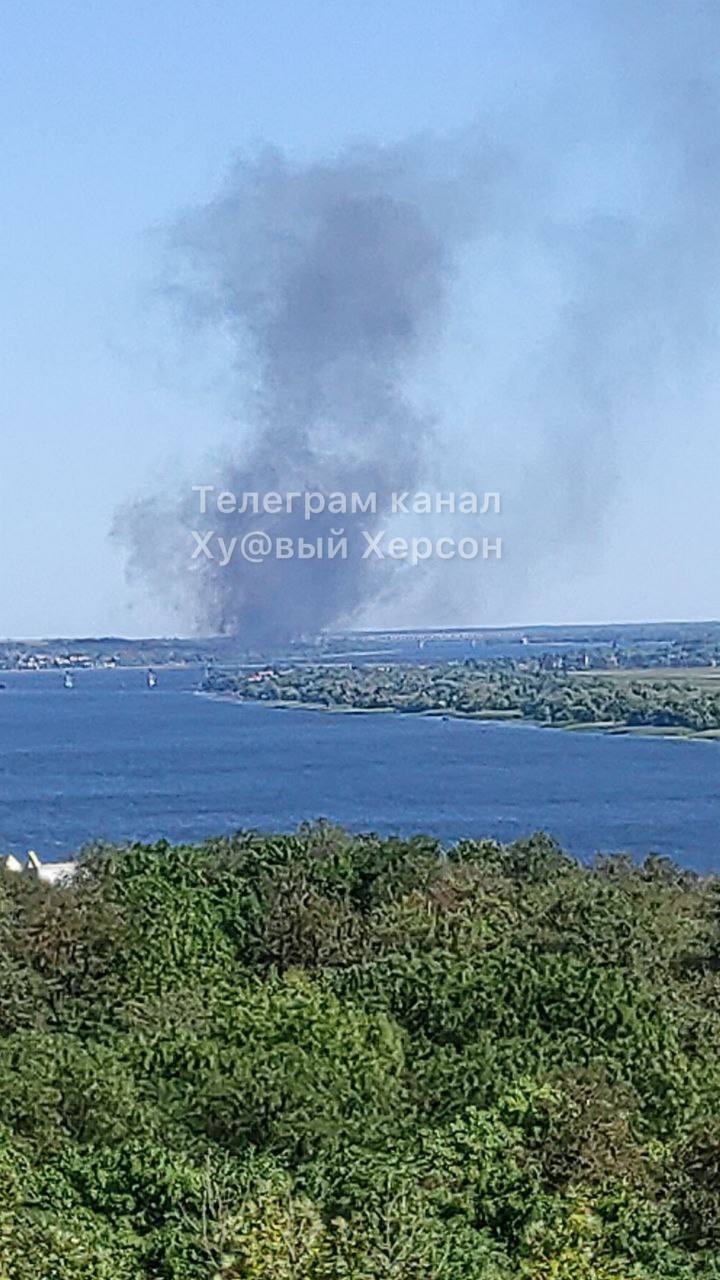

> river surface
[0,666,719,869]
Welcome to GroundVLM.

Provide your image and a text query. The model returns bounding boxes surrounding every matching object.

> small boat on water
[146,669,158,689]
[63,671,74,690]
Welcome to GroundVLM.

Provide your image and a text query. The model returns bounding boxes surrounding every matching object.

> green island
[4,825,720,1278]
[203,660,720,738]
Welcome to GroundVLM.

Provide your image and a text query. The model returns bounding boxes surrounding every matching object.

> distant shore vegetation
[3,824,720,1276]
[204,659,720,737]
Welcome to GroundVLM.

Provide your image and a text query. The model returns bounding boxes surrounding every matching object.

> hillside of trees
[3,826,720,1276]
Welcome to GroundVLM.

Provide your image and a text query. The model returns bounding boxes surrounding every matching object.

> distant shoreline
[204,691,719,741]
[1,661,195,675]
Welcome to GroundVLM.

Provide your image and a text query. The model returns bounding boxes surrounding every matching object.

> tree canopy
[2,825,720,1277]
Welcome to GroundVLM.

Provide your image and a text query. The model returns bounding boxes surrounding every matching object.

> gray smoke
[114,137,505,641]
[115,0,720,638]
[113,135,509,640]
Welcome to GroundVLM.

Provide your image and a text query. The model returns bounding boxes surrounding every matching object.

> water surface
[0,667,718,869]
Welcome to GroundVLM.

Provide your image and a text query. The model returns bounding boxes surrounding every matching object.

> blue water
[0,666,719,869]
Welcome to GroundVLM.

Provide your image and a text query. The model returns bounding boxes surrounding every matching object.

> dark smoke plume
[114,139,500,641]
[115,0,720,638]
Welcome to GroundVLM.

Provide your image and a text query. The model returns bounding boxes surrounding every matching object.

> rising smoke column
[116,0,720,637]
[115,140,496,641]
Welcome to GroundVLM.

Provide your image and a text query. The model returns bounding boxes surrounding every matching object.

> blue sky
[1,1,718,636]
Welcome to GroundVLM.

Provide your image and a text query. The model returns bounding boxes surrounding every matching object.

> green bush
[1,828,719,1277]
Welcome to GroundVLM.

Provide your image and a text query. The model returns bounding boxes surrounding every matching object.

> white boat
[63,671,74,690]
[146,669,158,689]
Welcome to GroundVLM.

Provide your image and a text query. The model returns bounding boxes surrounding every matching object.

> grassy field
[572,666,720,687]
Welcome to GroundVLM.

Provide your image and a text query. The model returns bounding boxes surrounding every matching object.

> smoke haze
[115,0,720,640]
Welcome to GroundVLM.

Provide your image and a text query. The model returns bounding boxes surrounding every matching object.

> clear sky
[2,1,718,637]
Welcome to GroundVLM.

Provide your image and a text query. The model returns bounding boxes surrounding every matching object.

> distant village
[10,650,117,672]
[0,638,224,672]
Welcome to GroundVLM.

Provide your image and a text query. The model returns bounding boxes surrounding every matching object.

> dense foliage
[3,825,720,1276]
[206,662,720,733]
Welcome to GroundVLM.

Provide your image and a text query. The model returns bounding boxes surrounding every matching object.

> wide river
[1,665,719,869]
